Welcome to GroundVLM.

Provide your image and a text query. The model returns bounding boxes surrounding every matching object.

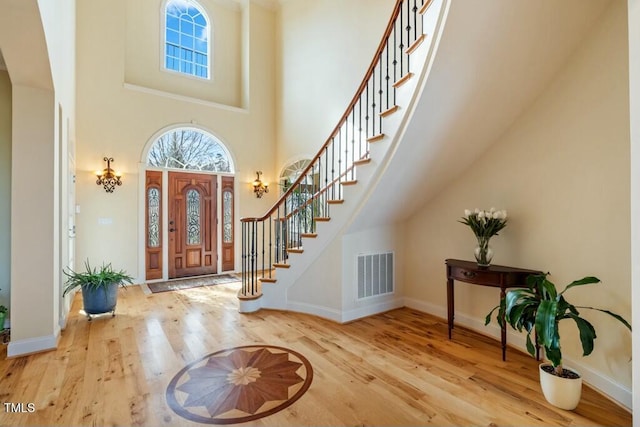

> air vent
[357,252,394,299]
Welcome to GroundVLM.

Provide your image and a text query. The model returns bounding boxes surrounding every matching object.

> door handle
[169,228,176,232]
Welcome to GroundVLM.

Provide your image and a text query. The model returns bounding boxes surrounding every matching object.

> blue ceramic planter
[81,282,118,318]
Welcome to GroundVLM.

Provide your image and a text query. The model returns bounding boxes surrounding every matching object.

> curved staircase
[239,0,451,319]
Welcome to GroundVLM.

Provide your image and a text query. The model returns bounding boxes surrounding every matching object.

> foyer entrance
[142,127,235,282]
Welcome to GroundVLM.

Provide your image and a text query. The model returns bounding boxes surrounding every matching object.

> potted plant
[63,260,133,320]
[486,273,631,410]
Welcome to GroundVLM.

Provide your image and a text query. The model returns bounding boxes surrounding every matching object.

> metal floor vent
[357,252,394,299]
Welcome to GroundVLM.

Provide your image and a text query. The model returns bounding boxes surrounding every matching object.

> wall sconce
[96,157,122,193]
[252,171,269,198]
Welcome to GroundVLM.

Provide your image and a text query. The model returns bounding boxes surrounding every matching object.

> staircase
[239,0,451,317]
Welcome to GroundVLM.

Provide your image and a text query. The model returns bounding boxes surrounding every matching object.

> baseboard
[7,333,59,358]
[285,301,343,323]
[340,298,405,323]
[403,297,632,411]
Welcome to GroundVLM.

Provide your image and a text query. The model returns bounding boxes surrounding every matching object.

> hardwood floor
[0,282,631,426]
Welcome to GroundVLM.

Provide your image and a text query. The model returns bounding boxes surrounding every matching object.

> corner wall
[404,0,632,407]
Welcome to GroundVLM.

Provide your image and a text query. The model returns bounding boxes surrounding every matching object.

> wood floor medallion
[166,345,313,424]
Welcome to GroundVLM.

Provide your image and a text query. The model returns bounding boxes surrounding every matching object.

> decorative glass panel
[223,191,233,243]
[147,188,160,248]
[186,189,201,245]
[147,128,234,173]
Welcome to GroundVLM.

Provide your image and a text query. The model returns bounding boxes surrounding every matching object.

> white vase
[539,363,582,410]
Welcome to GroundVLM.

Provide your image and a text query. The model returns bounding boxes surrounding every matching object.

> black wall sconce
[252,171,269,198]
[96,157,122,193]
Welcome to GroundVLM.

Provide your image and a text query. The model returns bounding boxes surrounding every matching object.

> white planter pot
[539,363,582,410]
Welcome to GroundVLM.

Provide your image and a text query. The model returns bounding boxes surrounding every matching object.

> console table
[445,259,542,361]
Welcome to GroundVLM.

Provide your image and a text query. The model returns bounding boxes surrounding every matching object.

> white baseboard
[403,297,631,411]
[7,333,59,358]
[340,298,405,323]
[285,301,343,323]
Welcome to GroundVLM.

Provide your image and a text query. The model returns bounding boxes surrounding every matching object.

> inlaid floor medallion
[166,345,313,424]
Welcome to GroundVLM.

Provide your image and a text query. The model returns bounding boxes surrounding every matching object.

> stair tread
[273,263,290,269]
[367,134,385,143]
[393,72,414,88]
[328,199,344,204]
[419,0,434,14]
[301,233,318,238]
[341,180,358,186]
[354,158,372,166]
[259,277,277,283]
[406,34,426,55]
[380,105,399,117]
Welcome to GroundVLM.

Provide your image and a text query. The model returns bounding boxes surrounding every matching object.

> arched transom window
[164,0,210,79]
[147,128,233,172]
[280,159,311,193]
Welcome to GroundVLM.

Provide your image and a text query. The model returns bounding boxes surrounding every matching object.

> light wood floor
[0,282,631,426]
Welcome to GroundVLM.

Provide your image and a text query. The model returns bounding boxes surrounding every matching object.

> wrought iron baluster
[372,67,376,137]
[268,214,272,277]
[378,52,383,133]
[351,107,356,180]
[385,39,390,111]
[406,0,411,72]
[399,1,404,76]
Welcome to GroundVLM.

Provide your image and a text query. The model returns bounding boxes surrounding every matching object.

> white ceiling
[347,0,613,232]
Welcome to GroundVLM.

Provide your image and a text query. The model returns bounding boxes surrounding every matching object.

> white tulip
[474,208,480,214]
[493,212,500,219]
[478,211,485,219]
[464,209,471,218]
[490,207,496,213]
[502,210,507,219]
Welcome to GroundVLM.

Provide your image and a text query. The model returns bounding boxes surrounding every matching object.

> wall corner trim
[7,333,59,358]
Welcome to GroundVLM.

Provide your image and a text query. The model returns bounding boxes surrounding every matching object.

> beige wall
[0,71,11,314]
[405,1,631,390]
[75,0,277,278]
[125,0,242,107]
[275,0,394,168]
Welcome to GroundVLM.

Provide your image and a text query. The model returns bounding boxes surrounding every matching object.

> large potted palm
[486,273,631,410]
[63,260,133,320]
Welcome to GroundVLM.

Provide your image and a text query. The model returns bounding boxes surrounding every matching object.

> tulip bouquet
[459,208,508,266]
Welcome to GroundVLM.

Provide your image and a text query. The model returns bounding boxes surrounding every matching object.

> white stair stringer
[251,0,452,321]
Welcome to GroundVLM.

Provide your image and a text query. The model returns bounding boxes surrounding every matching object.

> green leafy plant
[63,260,133,296]
[0,305,6,314]
[486,273,631,377]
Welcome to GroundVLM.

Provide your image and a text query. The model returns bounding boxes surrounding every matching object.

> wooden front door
[168,172,217,278]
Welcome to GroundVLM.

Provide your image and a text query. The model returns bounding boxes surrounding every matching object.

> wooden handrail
[241,0,405,224]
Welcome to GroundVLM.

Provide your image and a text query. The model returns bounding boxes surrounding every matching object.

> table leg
[447,278,454,339]
[500,287,507,361]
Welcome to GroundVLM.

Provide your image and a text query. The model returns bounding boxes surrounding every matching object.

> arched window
[279,159,311,193]
[147,128,233,173]
[164,0,210,79]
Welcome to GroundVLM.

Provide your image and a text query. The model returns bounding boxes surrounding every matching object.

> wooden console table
[445,259,542,361]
